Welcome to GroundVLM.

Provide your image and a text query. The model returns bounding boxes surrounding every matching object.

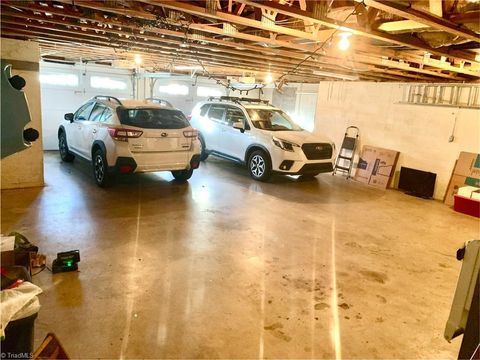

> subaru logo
[161,133,168,137]
[315,146,323,151]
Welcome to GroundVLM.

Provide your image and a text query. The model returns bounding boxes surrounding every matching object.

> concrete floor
[1,151,478,359]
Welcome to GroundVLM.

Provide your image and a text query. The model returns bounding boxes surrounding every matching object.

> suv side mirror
[233,121,245,133]
[64,113,74,122]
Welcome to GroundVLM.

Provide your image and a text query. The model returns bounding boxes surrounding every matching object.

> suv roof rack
[207,96,271,106]
[94,95,123,105]
[144,97,173,107]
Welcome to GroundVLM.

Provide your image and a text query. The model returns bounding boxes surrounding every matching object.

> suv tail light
[108,127,143,142]
[183,129,198,138]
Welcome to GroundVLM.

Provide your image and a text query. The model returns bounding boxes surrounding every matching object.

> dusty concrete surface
[1,151,478,359]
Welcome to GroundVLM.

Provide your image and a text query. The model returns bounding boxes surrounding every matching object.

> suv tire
[59,132,74,162]
[199,135,209,161]
[172,169,194,181]
[248,150,272,181]
[92,149,113,187]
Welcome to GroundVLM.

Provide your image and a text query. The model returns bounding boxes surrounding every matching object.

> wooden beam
[236,3,246,15]
[364,0,479,43]
[429,0,443,17]
[449,11,480,24]
[378,20,430,33]
[143,1,346,43]
[54,0,157,20]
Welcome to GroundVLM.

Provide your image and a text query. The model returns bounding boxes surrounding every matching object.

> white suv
[58,96,201,187]
[190,97,335,181]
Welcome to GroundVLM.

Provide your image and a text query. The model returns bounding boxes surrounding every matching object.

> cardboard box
[445,175,480,206]
[354,145,399,189]
[445,152,480,206]
[454,152,480,178]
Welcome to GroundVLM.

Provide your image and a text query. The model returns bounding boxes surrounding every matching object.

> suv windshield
[117,108,189,129]
[246,108,302,131]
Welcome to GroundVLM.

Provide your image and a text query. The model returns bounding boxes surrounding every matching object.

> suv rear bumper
[112,152,201,173]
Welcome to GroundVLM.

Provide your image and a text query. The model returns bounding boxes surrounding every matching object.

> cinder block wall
[314,81,479,200]
[1,38,44,189]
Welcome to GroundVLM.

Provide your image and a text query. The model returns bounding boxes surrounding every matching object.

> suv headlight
[272,137,299,152]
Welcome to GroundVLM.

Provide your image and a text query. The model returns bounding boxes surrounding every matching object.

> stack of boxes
[445,152,480,217]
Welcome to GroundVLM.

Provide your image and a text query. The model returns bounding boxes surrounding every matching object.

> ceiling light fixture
[338,32,352,51]
[134,54,142,65]
[265,73,273,84]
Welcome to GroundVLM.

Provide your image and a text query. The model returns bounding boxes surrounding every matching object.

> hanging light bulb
[338,32,351,51]
[134,54,142,65]
[265,72,273,84]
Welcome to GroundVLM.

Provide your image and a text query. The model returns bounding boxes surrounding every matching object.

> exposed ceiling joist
[363,0,479,43]
[140,0,336,43]
[378,20,430,33]
[3,7,469,81]
[1,0,479,83]
[233,0,479,63]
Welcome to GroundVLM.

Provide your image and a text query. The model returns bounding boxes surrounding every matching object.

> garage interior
[1,0,479,359]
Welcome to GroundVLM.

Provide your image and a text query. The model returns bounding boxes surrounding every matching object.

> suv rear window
[117,108,189,129]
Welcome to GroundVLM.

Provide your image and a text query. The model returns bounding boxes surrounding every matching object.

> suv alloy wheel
[59,132,75,162]
[248,150,271,181]
[92,149,113,187]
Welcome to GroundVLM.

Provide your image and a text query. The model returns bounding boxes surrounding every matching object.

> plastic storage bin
[1,312,38,357]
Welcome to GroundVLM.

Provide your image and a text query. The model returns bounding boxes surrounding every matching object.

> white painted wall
[1,38,44,189]
[314,81,480,200]
[40,62,134,149]
[262,83,319,131]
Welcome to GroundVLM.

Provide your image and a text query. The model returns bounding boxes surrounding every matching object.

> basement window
[197,86,223,98]
[157,84,189,96]
[90,76,128,91]
[39,73,79,87]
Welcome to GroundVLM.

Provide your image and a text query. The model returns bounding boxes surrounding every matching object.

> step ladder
[333,126,359,179]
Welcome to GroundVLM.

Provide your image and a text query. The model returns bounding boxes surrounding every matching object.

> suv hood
[268,130,333,145]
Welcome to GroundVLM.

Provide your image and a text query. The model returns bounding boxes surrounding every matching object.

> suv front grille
[302,143,332,160]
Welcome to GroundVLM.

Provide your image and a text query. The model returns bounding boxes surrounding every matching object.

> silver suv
[58,96,201,186]
[190,97,336,181]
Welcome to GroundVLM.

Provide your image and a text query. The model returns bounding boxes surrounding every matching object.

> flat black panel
[398,166,436,199]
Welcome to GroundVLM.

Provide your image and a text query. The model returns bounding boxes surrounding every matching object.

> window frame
[74,102,95,121]
[39,72,80,88]
[206,104,227,124]
[89,75,129,91]
[199,104,210,117]
[89,103,108,122]
[101,107,114,123]
[224,105,250,129]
